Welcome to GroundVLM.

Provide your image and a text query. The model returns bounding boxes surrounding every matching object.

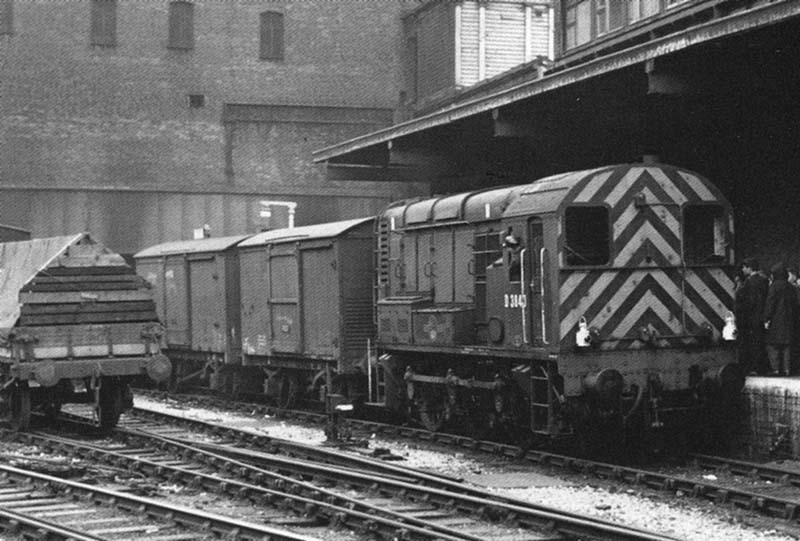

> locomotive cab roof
[383,163,730,225]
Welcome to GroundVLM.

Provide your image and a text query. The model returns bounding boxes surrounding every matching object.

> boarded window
[168,1,194,50]
[91,0,117,47]
[0,0,12,35]
[564,206,610,266]
[260,11,284,60]
[564,0,591,50]
[627,0,659,23]
[684,205,727,265]
[595,0,624,35]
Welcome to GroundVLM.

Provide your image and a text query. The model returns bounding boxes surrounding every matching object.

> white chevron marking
[570,270,709,338]
[613,186,680,239]
[706,267,735,292]
[678,171,715,201]
[684,271,731,318]
[560,271,618,339]
[574,170,614,203]
[559,270,590,300]
[646,167,688,206]
[605,167,644,208]
[610,290,683,338]
[613,221,681,266]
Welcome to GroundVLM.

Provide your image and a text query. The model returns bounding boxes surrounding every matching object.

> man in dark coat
[736,257,769,375]
[763,262,799,376]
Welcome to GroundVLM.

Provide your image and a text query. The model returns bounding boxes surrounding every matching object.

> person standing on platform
[738,258,769,374]
[737,258,769,375]
[763,262,799,376]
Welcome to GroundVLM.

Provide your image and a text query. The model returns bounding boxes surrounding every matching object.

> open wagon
[0,233,171,430]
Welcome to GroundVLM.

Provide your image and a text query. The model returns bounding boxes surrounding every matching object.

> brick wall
[0,0,428,252]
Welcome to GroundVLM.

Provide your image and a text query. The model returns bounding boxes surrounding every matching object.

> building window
[260,11,284,60]
[0,0,12,35]
[564,0,591,50]
[168,1,194,50]
[564,206,610,266]
[595,0,624,35]
[627,0,659,23]
[90,0,117,47]
[188,94,205,108]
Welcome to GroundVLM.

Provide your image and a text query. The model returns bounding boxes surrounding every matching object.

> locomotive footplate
[403,367,504,391]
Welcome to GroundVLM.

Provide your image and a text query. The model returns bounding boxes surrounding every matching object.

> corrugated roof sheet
[134,235,252,258]
[239,217,373,248]
[0,233,84,331]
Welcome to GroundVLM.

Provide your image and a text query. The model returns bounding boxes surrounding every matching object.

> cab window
[684,204,726,264]
[564,206,610,266]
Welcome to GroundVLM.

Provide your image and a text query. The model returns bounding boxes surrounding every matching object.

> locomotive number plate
[504,293,527,309]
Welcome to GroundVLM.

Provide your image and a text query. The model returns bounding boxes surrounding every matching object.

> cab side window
[684,204,726,264]
[564,206,610,266]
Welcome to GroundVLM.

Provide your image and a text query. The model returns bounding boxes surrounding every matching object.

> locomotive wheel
[0,380,31,431]
[276,370,299,409]
[417,384,447,432]
[96,377,124,432]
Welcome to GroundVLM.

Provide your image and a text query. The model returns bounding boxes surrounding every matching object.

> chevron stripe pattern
[559,165,734,348]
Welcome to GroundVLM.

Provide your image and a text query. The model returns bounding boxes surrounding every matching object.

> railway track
[131,389,800,528]
[3,409,678,541]
[0,462,322,541]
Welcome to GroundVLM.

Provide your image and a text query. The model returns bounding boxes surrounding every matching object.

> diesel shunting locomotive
[135,162,743,448]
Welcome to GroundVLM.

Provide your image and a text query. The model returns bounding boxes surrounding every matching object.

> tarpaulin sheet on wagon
[0,234,83,335]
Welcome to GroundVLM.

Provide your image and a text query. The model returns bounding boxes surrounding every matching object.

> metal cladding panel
[301,247,339,357]
[415,232,434,294]
[459,1,480,86]
[239,248,270,356]
[269,252,299,353]
[485,2,526,78]
[413,306,475,345]
[406,198,437,225]
[189,257,228,354]
[463,187,518,222]
[164,256,189,346]
[529,5,550,54]
[432,193,468,222]
[453,227,474,303]
[433,229,454,303]
[137,260,166,323]
[388,227,404,297]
